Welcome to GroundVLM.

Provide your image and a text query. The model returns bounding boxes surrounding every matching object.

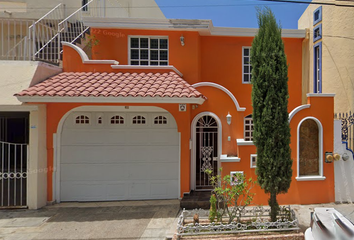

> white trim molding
[62,42,119,65]
[288,104,311,122]
[192,82,246,111]
[306,93,335,97]
[220,154,240,163]
[190,112,222,190]
[83,18,306,38]
[236,139,254,146]
[295,176,326,181]
[296,116,324,181]
[16,96,205,104]
[0,104,38,111]
[111,65,183,77]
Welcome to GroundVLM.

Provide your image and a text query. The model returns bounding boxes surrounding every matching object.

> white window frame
[242,46,252,84]
[128,36,169,66]
[250,154,257,168]
[296,117,325,181]
[230,171,244,185]
[244,114,254,141]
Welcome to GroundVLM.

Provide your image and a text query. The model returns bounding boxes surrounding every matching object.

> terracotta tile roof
[15,72,204,99]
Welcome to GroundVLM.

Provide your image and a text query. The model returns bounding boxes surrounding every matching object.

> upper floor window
[314,42,322,93]
[75,115,89,124]
[313,24,322,42]
[313,6,322,25]
[82,0,88,11]
[129,37,168,66]
[244,114,254,141]
[242,47,252,83]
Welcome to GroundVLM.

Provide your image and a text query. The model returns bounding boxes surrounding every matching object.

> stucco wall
[28,105,47,209]
[0,61,62,105]
[298,0,354,113]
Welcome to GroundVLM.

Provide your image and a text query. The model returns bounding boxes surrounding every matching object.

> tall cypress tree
[251,8,292,222]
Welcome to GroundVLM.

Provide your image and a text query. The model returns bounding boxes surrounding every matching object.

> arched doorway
[191,113,221,190]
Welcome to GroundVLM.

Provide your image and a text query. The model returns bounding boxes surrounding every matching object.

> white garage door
[60,111,179,201]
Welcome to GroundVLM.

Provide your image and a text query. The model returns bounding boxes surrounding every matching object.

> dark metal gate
[195,115,218,190]
[0,112,29,208]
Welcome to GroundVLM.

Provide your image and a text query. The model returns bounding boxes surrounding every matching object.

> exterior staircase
[0,0,101,65]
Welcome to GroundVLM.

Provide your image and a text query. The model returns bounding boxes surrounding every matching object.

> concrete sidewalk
[0,201,353,240]
[0,199,180,240]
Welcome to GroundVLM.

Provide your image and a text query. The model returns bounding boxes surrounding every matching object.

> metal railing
[335,112,354,157]
[0,0,129,64]
[30,3,64,63]
[57,0,99,60]
[0,141,28,208]
[0,19,34,60]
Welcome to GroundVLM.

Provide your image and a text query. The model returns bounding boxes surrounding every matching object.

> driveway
[0,200,180,240]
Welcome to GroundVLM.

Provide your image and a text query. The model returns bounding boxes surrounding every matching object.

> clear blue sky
[155,0,312,29]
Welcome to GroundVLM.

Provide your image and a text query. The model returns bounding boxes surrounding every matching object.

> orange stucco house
[15,18,335,207]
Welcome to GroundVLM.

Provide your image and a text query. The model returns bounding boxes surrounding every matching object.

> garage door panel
[102,131,129,145]
[150,181,178,198]
[61,111,179,201]
[61,182,106,201]
[62,146,131,164]
[148,162,179,179]
[62,130,107,145]
[149,129,179,145]
[130,182,149,197]
[106,183,129,200]
[61,164,130,181]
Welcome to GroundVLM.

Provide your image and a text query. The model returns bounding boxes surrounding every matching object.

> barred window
[130,37,168,66]
[244,114,254,141]
[243,47,252,83]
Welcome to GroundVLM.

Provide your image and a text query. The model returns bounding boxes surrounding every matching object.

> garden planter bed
[176,206,300,239]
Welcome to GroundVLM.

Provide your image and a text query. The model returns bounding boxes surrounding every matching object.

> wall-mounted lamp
[226,112,232,125]
[180,35,185,46]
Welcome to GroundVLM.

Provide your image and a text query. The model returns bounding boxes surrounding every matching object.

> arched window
[111,115,124,124]
[154,116,167,125]
[75,115,89,124]
[132,115,146,124]
[297,117,324,180]
[244,114,254,141]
